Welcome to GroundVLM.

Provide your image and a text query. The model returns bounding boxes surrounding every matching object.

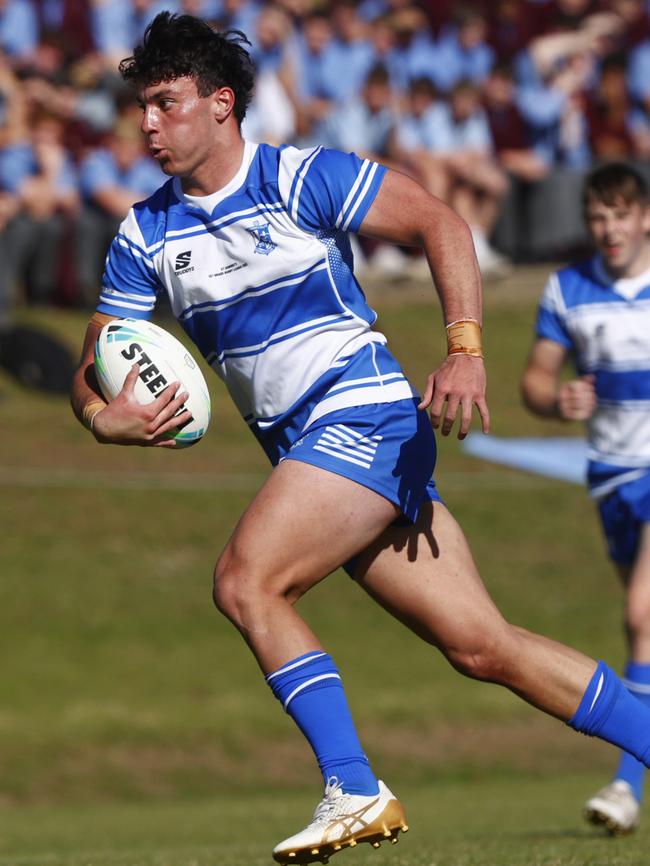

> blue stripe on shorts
[598,469,650,564]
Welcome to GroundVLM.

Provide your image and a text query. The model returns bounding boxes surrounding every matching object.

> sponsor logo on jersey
[247,221,277,256]
[175,250,194,274]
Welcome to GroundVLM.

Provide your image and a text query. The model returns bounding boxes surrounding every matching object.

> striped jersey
[96,140,415,453]
[536,255,650,497]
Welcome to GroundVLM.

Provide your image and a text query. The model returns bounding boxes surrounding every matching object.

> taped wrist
[82,399,106,431]
[445,319,483,358]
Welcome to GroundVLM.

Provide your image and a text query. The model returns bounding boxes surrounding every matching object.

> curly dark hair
[119,12,255,123]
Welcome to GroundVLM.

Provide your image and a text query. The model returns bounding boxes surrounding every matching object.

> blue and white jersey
[536,256,650,497]
[97,140,415,450]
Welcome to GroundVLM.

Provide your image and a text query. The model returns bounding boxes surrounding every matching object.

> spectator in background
[75,109,163,307]
[243,4,296,145]
[435,4,495,94]
[0,105,78,306]
[516,51,592,170]
[628,36,650,114]
[319,62,395,159]
[585,53,650,162]
[327,1,376,103]
[286,10,337,141]
[388,6,441,95]
[391,76,450,198]
[486,0,539,64]
[0,0,39,60]
[425,79,510,276]
[318,62,406,276]
[483,62,549,181]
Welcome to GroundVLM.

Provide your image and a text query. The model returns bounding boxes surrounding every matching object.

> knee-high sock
[612,661,650,801]
[568,660,650,768]
[267,651,379,795]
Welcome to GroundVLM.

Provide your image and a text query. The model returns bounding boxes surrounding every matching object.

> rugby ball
[94,318,211,447]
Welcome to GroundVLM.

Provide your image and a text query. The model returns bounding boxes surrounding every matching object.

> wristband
[89,311,116,329]
[445,319,483,358]
[82,399,106,431]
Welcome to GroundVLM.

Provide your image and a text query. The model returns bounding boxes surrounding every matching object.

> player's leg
[354,500,650,761]
[586,521,650,833]
[585,479,650,834]
[212,459,409,862]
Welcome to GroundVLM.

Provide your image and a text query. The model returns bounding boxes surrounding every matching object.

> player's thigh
[220,458,400,598]
[352,499,508,651]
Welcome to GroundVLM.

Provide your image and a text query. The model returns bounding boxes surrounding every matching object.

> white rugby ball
[94,318,211,447]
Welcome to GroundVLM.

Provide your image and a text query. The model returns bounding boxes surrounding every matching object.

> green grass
[0,267,640,864]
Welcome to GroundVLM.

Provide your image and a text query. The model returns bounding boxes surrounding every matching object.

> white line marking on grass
[0,466,567,493]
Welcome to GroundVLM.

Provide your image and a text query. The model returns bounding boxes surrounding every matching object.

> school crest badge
[247,220,276,256]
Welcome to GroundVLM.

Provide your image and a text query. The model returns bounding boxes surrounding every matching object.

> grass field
[1,266,646,865]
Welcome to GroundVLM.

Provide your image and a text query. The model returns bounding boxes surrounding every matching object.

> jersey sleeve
[277,145,387,234]
[96,208,163,319]
[535,273,573,349]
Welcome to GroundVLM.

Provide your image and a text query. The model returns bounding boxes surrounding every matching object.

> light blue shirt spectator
[395,102,451,151]
[79,148,164,203]
[517,85,590,168]
[0,0,38,58]
[91,0,177,56]
[628,39,650,104]
[434,28,495,93]
[432,102,493,153]
[390,32,443,93]
[291,31,340,102]
[324,38,377,103]
[318,97,394,155]
[0,142,77,195]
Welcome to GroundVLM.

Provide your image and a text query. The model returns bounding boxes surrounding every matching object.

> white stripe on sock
[266,652,326,683]
[283,673,341,711]
[588,672,605,714]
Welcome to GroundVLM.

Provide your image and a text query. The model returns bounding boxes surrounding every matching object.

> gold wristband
[89,312,116,329]
[445,319,483,358]
[82,399,106,431]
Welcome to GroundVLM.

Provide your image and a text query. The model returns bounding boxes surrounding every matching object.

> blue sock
[266,651,379,795]
[568,660,650,769]
[613,662,650,802]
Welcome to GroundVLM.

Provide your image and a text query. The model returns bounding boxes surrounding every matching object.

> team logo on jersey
[175,250,194,274]
[247,221,276,256]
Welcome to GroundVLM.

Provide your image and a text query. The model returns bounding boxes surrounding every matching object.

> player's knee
[625,596,650,642]
[212,550,256,625]
[445,631,511,683]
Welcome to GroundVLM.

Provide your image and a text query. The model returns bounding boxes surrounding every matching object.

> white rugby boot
[584,780,640,835]
[273,777,408,864]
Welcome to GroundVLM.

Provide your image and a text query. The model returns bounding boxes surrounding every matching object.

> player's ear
[212,86,236,123]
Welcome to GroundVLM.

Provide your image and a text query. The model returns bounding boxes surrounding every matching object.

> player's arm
[71,312,191,447]
[359,168,489,439]
[521,338,597,421]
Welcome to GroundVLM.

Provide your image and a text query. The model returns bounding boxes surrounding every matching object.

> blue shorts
[598,471,650,564]
[280,398,441,524]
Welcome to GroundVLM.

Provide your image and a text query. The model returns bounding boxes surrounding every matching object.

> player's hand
[556,375,597,421]
[418,354,490,439]
[91,364,192,447]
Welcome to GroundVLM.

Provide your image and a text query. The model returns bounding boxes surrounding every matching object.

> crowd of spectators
[2,0,650,314]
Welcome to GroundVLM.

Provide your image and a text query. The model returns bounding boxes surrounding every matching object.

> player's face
[139,76,226,180]
[584,196,650,277]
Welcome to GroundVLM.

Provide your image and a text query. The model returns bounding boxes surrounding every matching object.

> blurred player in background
[522,161,650,835]
[71,17,650,864]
